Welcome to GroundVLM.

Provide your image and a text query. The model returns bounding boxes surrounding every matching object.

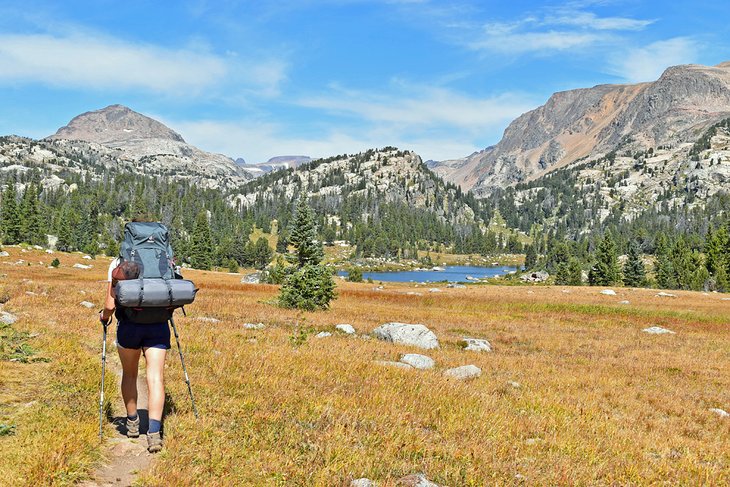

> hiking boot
[126,416,140,438]
[147,431,163,453]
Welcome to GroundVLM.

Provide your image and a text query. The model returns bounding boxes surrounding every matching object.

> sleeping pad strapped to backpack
[114,222,198,324]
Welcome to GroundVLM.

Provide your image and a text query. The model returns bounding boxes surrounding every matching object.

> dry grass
[0,247,728,485]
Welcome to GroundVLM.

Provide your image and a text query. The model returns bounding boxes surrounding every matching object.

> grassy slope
[0,248,728,485]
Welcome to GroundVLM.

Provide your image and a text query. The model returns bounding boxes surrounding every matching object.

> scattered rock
[373,286,384,291]
[196,316,220,323]
[446,283,466,289]
[315,331,332,338]
[525,438,540,446]
[460,337,492,352]
[642,326,675,335]
[73,263,92,269]
[351,479,377,487]
[240,272,261,284]
[400,353,435,370]
[82,255,92,260]
[80,301,95,308]
[709,408,729,418]
[561,289,571,294]
[45,249,54,254]
[443,365,482,380]
[405,291,423,296]
[375,360,413,369]
[527,290,534,294]
[0,251,9,257]
[656,292,677,298]
[619,300,630,305]
[0,311,18,325]
[600,289,616,296]
[372,323,439,350]
[397,473,439,487]
[336,324,356,334]
[721,298,730,301]
[520,271,549,283]
[243,322,265,330]
[25,291,36,296]
[428,288,442,293]
[507,381,521,389]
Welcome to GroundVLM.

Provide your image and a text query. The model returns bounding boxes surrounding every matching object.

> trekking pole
[98,316,110,441]
[169,316,199,418]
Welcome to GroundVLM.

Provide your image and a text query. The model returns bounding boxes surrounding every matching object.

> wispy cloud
[297,82,535,132]
[0,31,287,97]
[167,82,536,163]
[609,37,701,82]
[404,2,654,56]
[170,117,485,163]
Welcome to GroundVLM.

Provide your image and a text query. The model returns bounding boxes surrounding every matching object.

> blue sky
[0,1,728,163]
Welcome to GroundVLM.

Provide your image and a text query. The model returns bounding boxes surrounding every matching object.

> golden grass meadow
[0,247,728,486]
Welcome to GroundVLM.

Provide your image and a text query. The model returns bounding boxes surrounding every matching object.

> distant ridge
[434,61,730,196]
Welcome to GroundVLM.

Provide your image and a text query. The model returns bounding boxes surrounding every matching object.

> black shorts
[117,320,171,350]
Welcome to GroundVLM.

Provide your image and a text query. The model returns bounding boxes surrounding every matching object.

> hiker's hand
[99,310,111,326]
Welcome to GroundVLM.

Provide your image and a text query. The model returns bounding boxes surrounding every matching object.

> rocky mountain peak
[47,104,185,146]
[433,60,730,196]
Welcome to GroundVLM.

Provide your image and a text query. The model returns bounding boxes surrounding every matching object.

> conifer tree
[654,233,675,289]
[189,211,213,270]
[588,231,621,286]
[287,196,324,267]
[1,180,21,245]
[623,240,647,287]
[279,195,336,310]
[20,183,45,246]
[567,258,583,286]
[253,236,273,269]
[524,244,537,270]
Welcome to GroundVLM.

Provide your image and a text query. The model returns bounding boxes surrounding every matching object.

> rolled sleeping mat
[115,278,198,308]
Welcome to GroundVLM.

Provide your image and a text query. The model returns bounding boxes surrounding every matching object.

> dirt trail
[80,349,154,487]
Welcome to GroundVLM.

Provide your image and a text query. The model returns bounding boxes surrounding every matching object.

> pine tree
[287,196,324,267]
[524,244,537,270]
[623,240,646,287]
[1,180,21,245]
[279,195,336,310]
[588,232,621,286]
[253,236,273,269]
[567,258,583,286]
[20,183,44,246]
[189,211,213,270]
[654,233,675,289]
[55,207,74,252]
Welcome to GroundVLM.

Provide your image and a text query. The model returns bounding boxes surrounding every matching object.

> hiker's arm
[100,282,115,323]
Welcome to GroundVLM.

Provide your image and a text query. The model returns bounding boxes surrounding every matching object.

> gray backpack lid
[120,222,175,280]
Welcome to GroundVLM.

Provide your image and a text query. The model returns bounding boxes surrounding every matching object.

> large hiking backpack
[114,222,197,324]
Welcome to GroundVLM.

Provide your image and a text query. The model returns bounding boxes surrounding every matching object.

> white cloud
[413,4,654,56]
[170,117,486,164]
[549,12,654,31]
[609,37,700,82]
[0,32,286,96]
[297,84,534,132]
[469,29,605,54]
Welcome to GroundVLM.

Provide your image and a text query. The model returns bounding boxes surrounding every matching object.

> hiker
[100,242,169,453]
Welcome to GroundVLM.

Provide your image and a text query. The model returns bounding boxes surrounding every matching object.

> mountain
[235,155,312,176]
[437,61,730,197]
[46,105,255,189]
[232,147,487,256]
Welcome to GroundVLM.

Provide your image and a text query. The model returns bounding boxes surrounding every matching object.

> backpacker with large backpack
[113,222,198,324]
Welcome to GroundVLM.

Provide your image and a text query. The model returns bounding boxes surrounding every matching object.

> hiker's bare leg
[144,347,166,422]
[118,346,141,417]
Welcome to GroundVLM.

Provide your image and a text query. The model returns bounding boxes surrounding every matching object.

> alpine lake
[338,265,519,283]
